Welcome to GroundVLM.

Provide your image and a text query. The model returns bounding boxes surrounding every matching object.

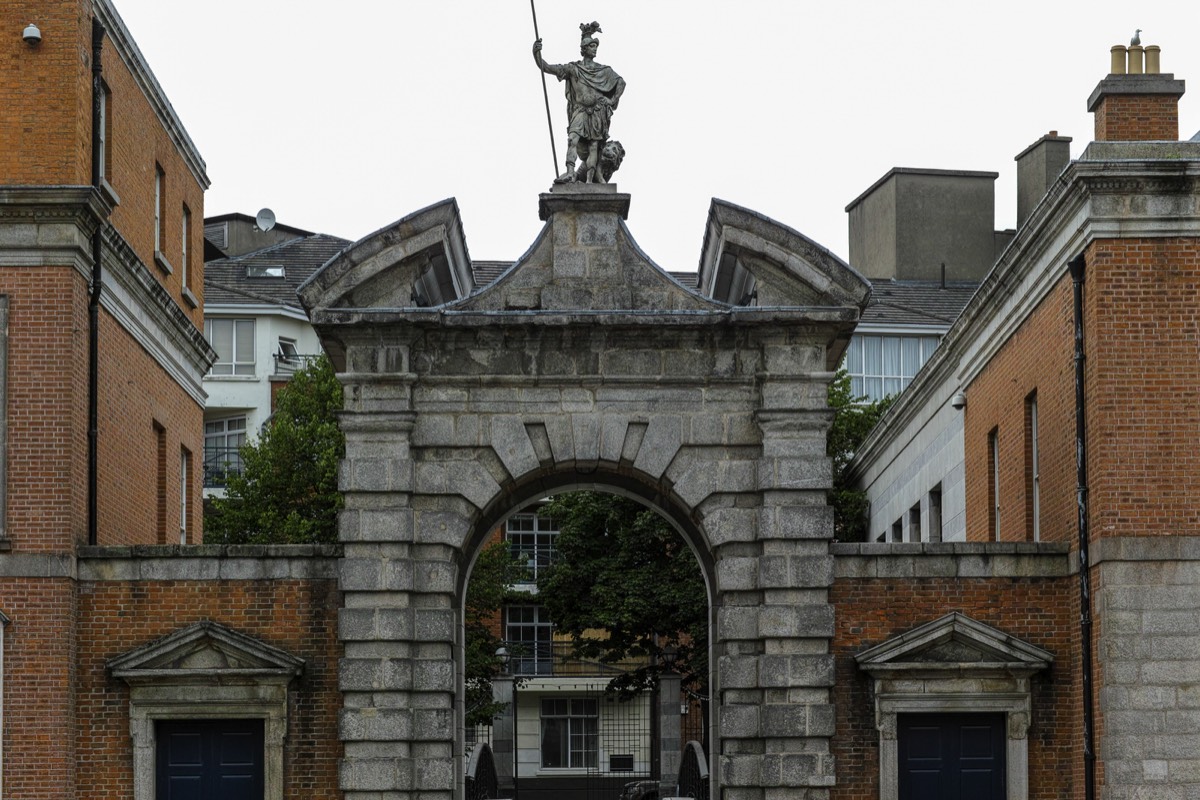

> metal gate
[584,685,657,800]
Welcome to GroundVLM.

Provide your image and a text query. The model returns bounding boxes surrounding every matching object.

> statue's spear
[530,0,559,179]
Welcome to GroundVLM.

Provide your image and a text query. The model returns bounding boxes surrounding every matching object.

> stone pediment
[108,621,304,684]
[297,198,473,312]
[855,612,1053,675]
[699,199,871,309]
[298,189,869,322]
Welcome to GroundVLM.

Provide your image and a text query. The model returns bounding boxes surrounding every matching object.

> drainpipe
[0,610,9,800]
[88,18,106,546]
[1069,253,1096,800]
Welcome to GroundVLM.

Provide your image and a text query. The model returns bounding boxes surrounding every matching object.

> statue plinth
[539,184,630,221]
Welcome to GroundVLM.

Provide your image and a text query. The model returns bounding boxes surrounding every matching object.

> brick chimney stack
[1088,43,1185,141]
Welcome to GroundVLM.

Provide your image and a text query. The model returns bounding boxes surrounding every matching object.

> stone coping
[832,541,1071,579]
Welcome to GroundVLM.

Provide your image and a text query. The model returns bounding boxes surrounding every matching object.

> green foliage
[536,491,708,697]
[464,541,526,726]
[827,368,894,542]
[204,355,345,545]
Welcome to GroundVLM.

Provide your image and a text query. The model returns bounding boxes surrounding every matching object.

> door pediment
[108,620,304,684]
[855,612,1053,676]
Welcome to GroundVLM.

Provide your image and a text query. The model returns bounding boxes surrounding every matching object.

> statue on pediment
[533,21,626,184]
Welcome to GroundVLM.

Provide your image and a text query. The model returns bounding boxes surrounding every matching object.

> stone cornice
[101,226,216,404]
[93,0,209,189]
[0,186,110,274]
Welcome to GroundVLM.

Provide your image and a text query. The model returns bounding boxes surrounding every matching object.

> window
[928,485,943,543]
[154,421,167,544]
[274,338,300,375]
[204,416,247,488]
[907,503,921,543]
[989,428,1001,541]
[843,334,941,402]
[540,698,598,769]
[179,447,190,544]
[1026,393,1040,542]
[181,205,192,291]
[99,83,113,187]
[506,511,559,583]
[505,605,552,676]
[154,164,165,253]
[891,519,903,543]
[205,319,255,376]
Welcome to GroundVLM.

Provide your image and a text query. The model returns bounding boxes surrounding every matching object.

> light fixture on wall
[22,23,42,45]
[951,391,967,411]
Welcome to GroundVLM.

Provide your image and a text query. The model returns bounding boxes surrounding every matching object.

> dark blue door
[156,719,264,800]
[898,713,1005,800]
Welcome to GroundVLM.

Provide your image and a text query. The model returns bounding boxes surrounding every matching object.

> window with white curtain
[204,319,255,376]
[843,334,941,401]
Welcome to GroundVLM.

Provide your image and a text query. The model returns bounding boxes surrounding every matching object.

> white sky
[112,1,1200,274]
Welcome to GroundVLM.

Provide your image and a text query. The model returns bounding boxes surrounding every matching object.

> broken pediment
[297,198,473,312]
[299,190,869,377]
[459,188,722,314]
[855,612,1053,676]
[699,199,871,309]
[108,620,305,684]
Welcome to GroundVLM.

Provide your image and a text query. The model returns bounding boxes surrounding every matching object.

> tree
[827,368,894,542]
[535,492,707,697]
[205,355,345,544]
[464,540,527,726]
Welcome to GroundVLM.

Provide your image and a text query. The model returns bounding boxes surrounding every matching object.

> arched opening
[459,470,716,800]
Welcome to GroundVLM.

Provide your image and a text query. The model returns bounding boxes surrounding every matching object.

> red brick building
[848,44,1200,799]
[0,2,341,798]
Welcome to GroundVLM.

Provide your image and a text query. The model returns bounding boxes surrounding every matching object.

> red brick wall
[1,0,206,325]
[1084,237,1200,538]
[0,579,79,800]
[1093,94,1180,141]
[964,275,1077,543]
[96,310,204,545]
[0,269,91,550]
[0,1,92,185]
[830,576,1080,799]
[77,579,343,799]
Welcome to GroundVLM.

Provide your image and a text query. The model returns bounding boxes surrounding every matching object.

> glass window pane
[846,339,862,374]
[881,337,901,378]
[209,320,232,362]
[901,337,920,377]
[863,337,882,374]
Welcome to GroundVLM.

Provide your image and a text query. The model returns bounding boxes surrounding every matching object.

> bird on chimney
[1131,29,1142,46]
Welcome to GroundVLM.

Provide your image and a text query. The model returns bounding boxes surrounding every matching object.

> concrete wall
[846,169,998,283]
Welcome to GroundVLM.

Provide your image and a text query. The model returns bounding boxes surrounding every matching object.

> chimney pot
[1128,45,1145,74]
[1145,45,1161,74]
[1110,45,1128,75]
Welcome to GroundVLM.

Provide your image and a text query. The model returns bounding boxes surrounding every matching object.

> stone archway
[299,187,869,800]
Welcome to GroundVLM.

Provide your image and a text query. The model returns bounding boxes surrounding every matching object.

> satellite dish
[255,208,276,233]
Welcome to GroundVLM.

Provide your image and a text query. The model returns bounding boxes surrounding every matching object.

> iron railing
[202,447,243,487]
[465,742,499,800]
[677,740,709,800]
[272,352,322,376]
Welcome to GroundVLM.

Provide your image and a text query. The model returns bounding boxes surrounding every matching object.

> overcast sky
[112,1,1200,274]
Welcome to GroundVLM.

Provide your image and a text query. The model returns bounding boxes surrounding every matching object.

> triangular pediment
[298,198,473,312]
[108,621,304,682]
[698,199,871,309]
[855,613,1053,674]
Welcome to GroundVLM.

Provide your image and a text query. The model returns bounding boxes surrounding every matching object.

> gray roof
[205,233,350,309]
[861,280,978,328]
[470,260,512,290]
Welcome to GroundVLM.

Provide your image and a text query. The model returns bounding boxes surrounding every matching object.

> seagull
[1131,29,1142,46]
